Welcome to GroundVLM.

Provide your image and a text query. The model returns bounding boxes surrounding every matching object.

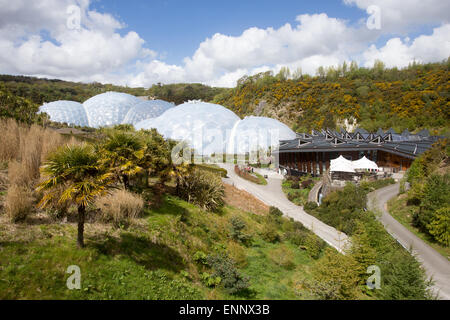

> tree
[138,128,172,186]
[276,67,291,81]
[292,67,303,80]
[37,144,114,247]
[427,207,450,246]
[309,248,360,299]
[316,66,326,79]
[99,131,145,190]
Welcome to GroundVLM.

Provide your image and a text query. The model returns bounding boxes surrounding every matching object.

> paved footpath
[219,164,350,253]
[368,183,450,300]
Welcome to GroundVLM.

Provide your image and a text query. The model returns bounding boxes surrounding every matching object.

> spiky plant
[99,131,145,189]
[177,169,225,212]
[36,143,114,248]
[137,129,172,186]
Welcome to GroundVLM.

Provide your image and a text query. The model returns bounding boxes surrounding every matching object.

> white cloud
[363,24,450,68]
[0,0,149,80]
[0,0,448,89]
[344,0,450,33]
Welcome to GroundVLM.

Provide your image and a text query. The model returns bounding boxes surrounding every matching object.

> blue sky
[0,0,448,87]
[90,0,366,64]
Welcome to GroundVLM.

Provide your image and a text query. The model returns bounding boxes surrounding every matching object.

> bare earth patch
[223,183,269,215]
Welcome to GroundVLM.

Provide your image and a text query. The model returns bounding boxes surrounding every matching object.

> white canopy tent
[330,155,355,173]
[352,156,379,171]
[330,155,379,173]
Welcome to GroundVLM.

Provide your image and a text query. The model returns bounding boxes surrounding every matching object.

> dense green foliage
[147,83,227,105]
[304,183,433,299]
[282,175,317,206]
[0,84,47,124]
[406,140,450,246]
[3,60,449,136]
[213,59,450,134]
[0,74,147,105]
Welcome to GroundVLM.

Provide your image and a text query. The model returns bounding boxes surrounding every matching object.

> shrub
[234,165,261,184]
[290,182,300,189]
[303,233,326,259]
[287,192,296,201]
[270,245,295,270]
[193,251,208,265]
[285,229,309,246]
[269,206,283,217]
[301,179,313,189]
[200,272,222,287]
[177,169,224,211]
[310,248,360,300]
[427,207,450,247]
[229,216,252,245]
[377,250,433,300]
[206,253,250,294]
[261,224,280,243]
[5,184,33,222]
[304,201,318,212]
[95,189,144,228]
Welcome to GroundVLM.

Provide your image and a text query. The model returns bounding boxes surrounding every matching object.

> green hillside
[1,59,449,135]
[213,60,450,134]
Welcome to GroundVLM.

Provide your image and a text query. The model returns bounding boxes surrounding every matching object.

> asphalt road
[367,183,450,300]
[219,163,350,253]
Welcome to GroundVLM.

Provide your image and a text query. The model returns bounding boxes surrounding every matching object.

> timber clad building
[277,128,442,176]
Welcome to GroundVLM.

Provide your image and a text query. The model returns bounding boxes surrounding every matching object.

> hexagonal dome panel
[122,99,174,125]
[83,92,141,128]
[135,101,240,155]
[227,116,296,154]
[38,100,88,127]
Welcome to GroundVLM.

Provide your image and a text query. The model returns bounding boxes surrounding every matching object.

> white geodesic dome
[227,116,296,154]
[135,101,240,155]
[38,100,89,127]
[122,99,174,125]
[83,92,142,128]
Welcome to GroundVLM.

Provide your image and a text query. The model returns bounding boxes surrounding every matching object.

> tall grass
[0,119,68,186]
[95,189,144,227]
[0,119,20,162]
[0,119,70,223]
[4,184,33,222]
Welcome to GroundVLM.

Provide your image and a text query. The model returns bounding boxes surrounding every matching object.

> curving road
[219,164,350,253]
[367,183,450,300]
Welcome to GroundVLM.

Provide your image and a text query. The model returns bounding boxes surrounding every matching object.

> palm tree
[36,143,113,248]
[99,131,144,190]
[138,129,172,187]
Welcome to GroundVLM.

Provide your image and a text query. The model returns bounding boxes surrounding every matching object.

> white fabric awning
[352,156,379,170]
[330,155,355,173]
[330,155,379,173]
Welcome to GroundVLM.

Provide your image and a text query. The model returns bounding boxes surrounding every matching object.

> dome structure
[227,116,296,154]
[83,92,142,128]
[39,101,88,127]
[135,101,240,155]
[122,99,174,125]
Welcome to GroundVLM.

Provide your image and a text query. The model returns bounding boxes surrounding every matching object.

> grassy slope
[0,194,321,300]
[388,194,450,261]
